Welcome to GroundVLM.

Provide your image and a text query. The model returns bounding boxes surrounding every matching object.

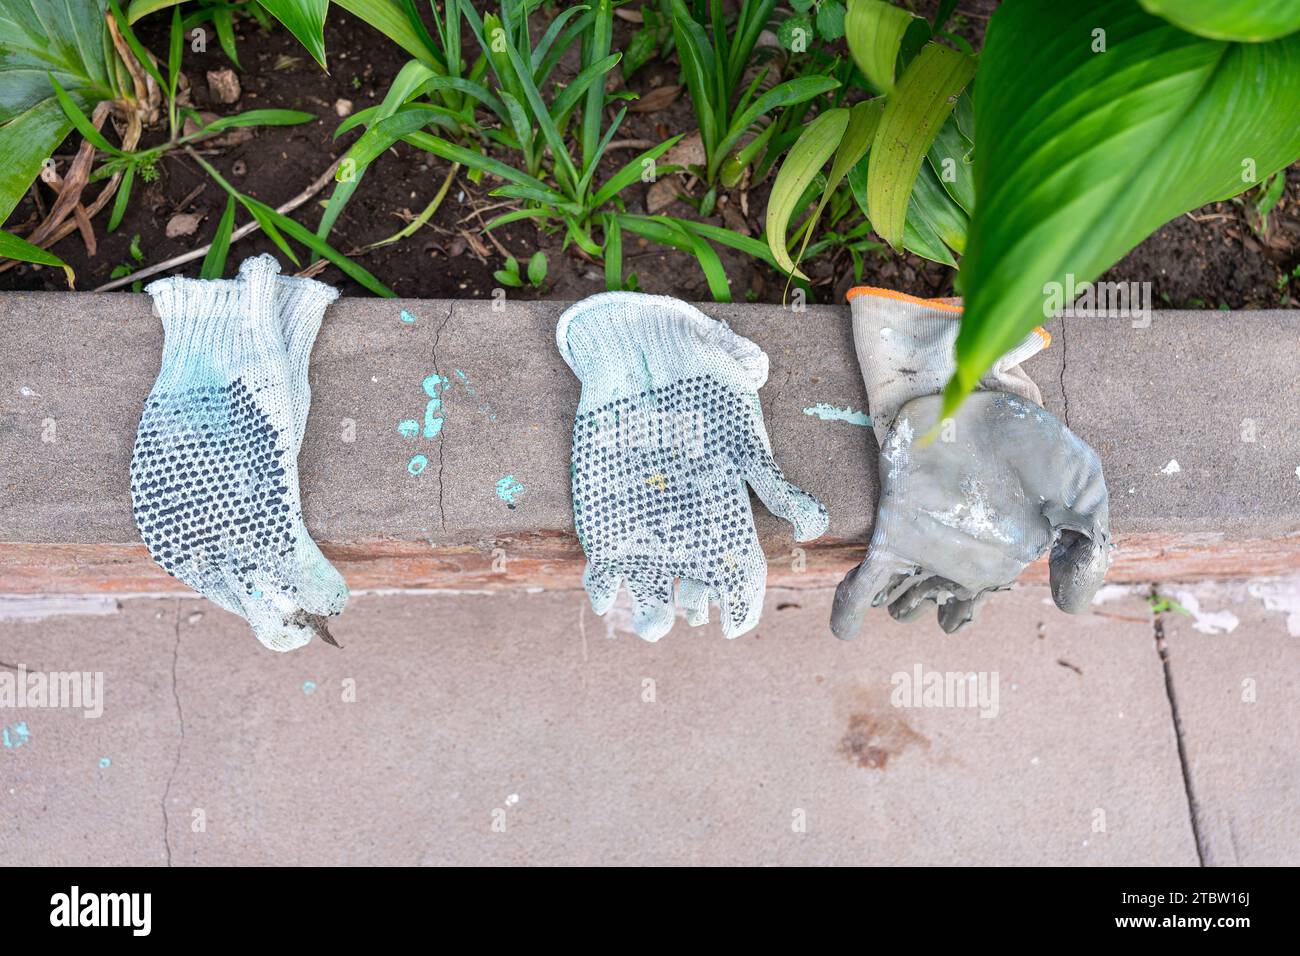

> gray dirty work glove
[831,287,1111,637]
[558,292,828,641]
[131,254,348,651]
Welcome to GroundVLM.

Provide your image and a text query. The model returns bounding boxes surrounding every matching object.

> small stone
[334,98,353,118]
[165,211,204,239]
[206,68,241,105]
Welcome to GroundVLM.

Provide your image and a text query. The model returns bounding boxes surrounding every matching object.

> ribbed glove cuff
[846,287,1049,443]
[146,255,338,389]
[557,292,768,404]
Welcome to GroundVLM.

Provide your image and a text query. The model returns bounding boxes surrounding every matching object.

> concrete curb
[1,292,1298,592]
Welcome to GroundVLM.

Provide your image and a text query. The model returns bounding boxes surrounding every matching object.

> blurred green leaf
[1139,0,1300,42]
[950,0,1300,415]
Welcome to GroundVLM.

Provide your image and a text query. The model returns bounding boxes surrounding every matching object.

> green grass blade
[201,194,237,279]
[107,162,135,233]
[0,229,73,287]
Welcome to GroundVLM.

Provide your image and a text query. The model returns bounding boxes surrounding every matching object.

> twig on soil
[92,157,343,292]
[606,139,658,151]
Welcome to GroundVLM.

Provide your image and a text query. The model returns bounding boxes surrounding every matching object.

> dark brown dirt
[2,3,1297,311]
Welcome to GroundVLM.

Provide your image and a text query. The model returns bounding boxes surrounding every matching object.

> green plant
[948,0,1300,415]
[778,0,847,50]
[338,0,780,295]
[765,0,974,281]
[0,0,143,280]
[127,0,273,69]
[624,1,674,76]
[17,1,388,290]
[493,250,547,288]
[669,0,839,209]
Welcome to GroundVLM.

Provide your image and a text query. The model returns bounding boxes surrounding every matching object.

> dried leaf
[630,85,681,113]
[206,68,241,105]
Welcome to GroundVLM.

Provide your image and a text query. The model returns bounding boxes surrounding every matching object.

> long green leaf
[0,229,73,286]
[712,76,840,178]
[790,99,882,275]
[333,0,444,70]
[1139,0,1300,42]
[107,162,134,233]
[604,213,622,290]
[845,0,918,94]
[950,0,1300,414]
[201,194,236,279]
[925,111,975,213]
[582,0,613,174]
[592,134,683,208]
[48,74,123,156]
[671,8,718,158]
[866,41,975,250]
[765,109,849,279]
[251,198,395,296]
[319,60,437,248]
[197,109,315,134]
[402,131,562,198]
[258,0,330,69]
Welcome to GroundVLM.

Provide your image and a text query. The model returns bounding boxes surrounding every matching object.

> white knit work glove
[558,292,828,641]
[131,255,348,651]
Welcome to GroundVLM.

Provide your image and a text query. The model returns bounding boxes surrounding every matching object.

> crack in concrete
[1057,314,1071,429]
[1150,585,1206,866]
[161,599,185,867]
[431,302,454,534]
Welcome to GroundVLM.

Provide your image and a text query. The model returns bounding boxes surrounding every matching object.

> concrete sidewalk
[2,581,1296,866]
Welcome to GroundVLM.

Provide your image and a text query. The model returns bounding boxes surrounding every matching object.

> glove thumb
[1044,503,1111,613]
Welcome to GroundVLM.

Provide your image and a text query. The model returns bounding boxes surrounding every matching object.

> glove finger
[938,590,989,634]
[738,427,828,543]
[625,570,675,642]
[1050,530,1110,614]
[887,575,963,624]
[678,577,712,627]
[831,548,914,641]
[222,571,327,652]
[583,562,623,616]
[292,536,349,617]
[713,556,766,639]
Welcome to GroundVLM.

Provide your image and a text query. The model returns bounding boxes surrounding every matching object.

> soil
[2,2,1297,310]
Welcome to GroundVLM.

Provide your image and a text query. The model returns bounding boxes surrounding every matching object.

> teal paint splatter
[2,721,30,749]
[422,373,448,438]
[397,419,419,439]
[803,403,873,427]
[408,454,429,476]
[400,310,417,324]
[98,756,111,768]
[302,680,317,695]
[496,475,525,507]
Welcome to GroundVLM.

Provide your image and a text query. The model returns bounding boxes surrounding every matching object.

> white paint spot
[1247,577,1300,637]
[1091,583,1141,605]
[18,386,40,398]
[1172,590,1239,634]
[0,595,121,622]
[1160,459,1181,475]
[505,793,519,806]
